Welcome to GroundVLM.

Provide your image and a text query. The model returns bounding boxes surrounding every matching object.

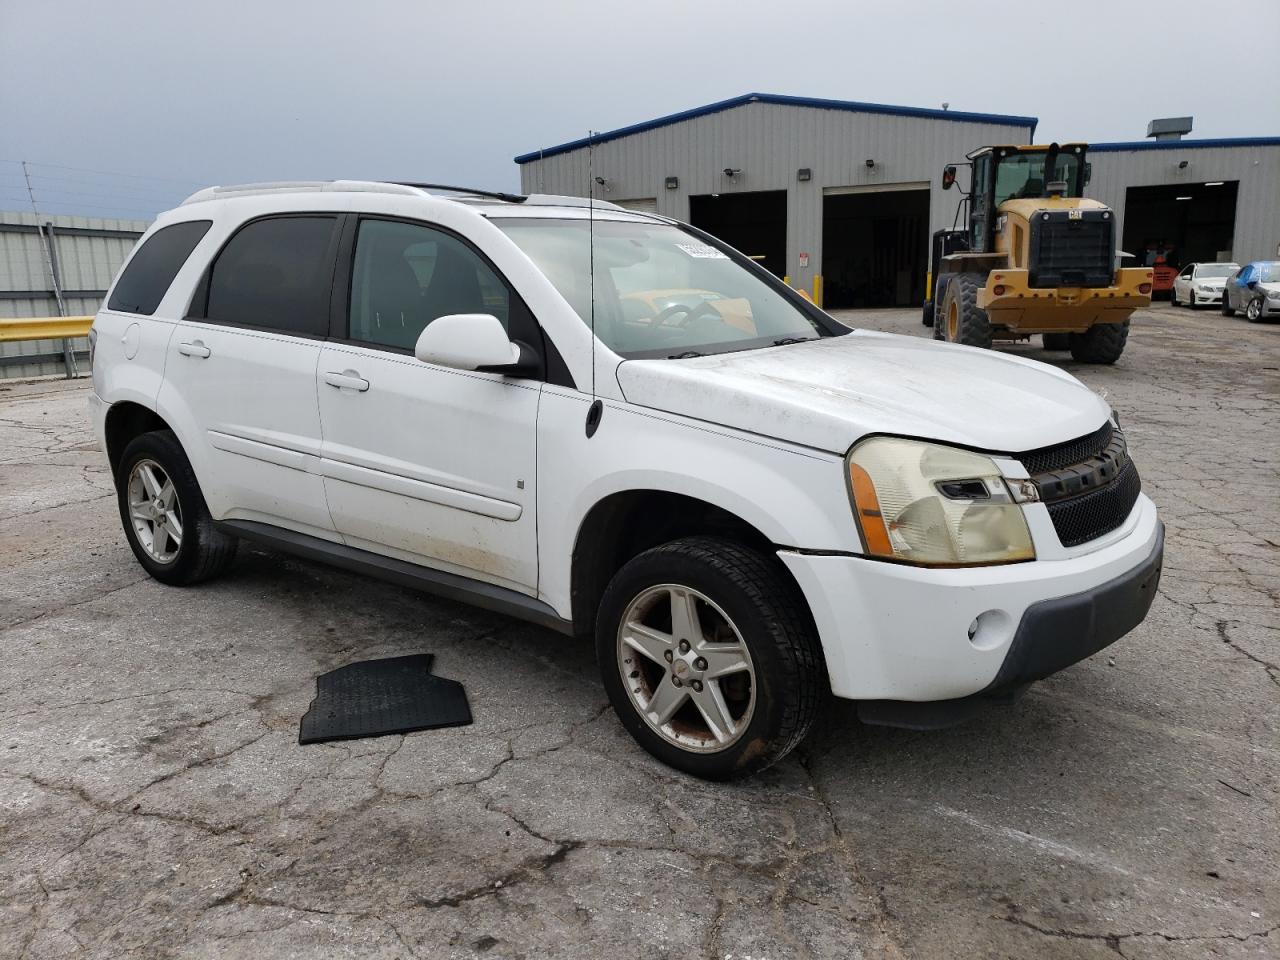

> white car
[1170,261,1238,307]
[89,181,1164,779]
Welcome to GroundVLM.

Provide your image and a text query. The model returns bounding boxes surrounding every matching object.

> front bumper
[977,267,1152,331]
[779,494,1162,703]
[1192,288,1224,303]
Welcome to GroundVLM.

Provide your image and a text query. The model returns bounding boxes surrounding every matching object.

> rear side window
[107,220,211,315]
[205,216,337,335]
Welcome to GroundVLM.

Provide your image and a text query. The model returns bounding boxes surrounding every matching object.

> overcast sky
[2,0,1277,220]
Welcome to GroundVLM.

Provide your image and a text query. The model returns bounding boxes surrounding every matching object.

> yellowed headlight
[847,437,1035,566]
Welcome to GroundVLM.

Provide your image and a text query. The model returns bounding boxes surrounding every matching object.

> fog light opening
[967,609,1013,651]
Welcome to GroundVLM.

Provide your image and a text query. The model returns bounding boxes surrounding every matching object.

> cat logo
[1068,209,1084,220]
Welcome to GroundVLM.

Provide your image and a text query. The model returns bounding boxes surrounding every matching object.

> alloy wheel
[127,458,183,563]
[616,583,756,753]
[1247,299,1262,321]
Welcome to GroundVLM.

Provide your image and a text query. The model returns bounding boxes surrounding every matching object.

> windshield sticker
[676,242,728,259]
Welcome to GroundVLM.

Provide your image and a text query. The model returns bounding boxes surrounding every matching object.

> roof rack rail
[522,194,626,211]
[393,182,528,203]
[181,180,426,205]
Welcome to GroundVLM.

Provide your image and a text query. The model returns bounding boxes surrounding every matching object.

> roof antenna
[585,130,603,438]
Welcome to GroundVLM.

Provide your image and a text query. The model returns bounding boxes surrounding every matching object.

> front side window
[1179,265,1195,279]
[108,219,211,315]
[494,218,831,359]
[348,219,510,351]
[205,216,336,335]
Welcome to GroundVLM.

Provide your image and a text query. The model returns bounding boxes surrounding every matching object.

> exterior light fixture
[723,167,741,179]
[1175,195,1192,200]
[797,168,812,182]
[1177,160,1189,169]
[593,176,612,193]
[1204,181,1225,186]
[865,158,876,169]
[665,176,679,190]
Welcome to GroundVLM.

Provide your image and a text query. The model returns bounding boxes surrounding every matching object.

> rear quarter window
[106,220,212,315]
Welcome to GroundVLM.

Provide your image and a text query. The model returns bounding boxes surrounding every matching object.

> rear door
[316,216,542,592]
[166,214,341,536]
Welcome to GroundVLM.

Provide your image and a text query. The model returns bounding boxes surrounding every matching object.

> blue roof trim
[514,93,1039,164]
[1090,137,1280,152]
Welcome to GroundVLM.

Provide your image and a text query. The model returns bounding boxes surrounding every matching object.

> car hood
[1258,281,1280,295]
[615,331,1110,456]
[1196,278,1227,286]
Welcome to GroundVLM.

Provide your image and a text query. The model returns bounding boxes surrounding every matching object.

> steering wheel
[654,300,722,327]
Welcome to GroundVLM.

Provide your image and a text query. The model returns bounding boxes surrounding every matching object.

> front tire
[922,299,935,327]
[1069,321,1129,364]
[116,430,238,585]
[1170,287,1179,306]
[1246,298,1264,322]
[596,537,824,780]
[939,273,992,349]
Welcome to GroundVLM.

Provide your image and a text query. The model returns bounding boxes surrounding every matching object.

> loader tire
[1069,321,1129,364]
[940,273,991,349]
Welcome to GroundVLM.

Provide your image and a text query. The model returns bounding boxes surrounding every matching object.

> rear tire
[1042,333,1072,351]
[1069,321,1129,364]
[595,536,824,780]
[115,430,238,585]
[939,273,991,349]
[930,278,951,340]
[922,300,935,327]
[1221,296,1235,317]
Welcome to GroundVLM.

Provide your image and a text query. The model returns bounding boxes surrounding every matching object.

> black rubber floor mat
[299,654,472,744]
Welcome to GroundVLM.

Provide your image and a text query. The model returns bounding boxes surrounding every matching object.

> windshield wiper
[668,350,705,359]
[772,336,816,346]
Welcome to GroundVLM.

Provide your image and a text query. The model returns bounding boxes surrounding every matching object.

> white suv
[90,181,1164,779]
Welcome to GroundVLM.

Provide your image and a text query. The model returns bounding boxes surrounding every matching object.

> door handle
[177,340,211,359]
[324,370,370,392]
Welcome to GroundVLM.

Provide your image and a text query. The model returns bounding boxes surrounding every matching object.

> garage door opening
[822,187,929,308]
[1122,181,1239,273]
[688,190,787,277]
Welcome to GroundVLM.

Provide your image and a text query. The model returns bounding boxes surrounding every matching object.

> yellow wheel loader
[922,143,1152,363]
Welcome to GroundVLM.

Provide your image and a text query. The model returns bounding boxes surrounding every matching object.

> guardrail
[0,316,94,379]
[0,315,94,343]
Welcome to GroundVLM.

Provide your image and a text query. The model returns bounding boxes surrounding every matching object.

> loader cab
[949,143,1090,253]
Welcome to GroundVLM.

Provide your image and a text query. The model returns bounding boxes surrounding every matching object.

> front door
[166,214,341,536]
[316,217,540,592]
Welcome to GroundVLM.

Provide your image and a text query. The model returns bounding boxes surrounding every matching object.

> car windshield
[1195,264,1237,278]
[494,218,830,358]
[1255,262,1280,282]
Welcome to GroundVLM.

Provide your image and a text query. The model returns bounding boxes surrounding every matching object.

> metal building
[515,93,1280,307]
[1086,138,1280,271]
[515,93,1037,308]
[0,211,147,379]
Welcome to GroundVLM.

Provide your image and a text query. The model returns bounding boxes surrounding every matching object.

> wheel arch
[104,401,173,476]
[569,488,806,642]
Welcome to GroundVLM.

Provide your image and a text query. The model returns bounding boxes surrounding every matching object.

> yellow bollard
[812,275,823,308]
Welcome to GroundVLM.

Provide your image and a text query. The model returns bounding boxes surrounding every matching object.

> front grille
[1016,423,1141,547]
[1016,421,1113,475]
[1046,459,1142,547]
[1028,212,1114,288]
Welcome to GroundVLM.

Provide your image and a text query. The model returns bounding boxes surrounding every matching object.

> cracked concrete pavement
[0,302,1276,959]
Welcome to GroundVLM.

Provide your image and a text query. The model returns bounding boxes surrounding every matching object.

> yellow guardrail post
[0,316,95,343]
[812,275,823,309]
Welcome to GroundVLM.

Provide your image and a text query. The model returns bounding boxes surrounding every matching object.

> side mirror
[414,314,522,372]
[941,166,957,190]
[1247,280,1258,289]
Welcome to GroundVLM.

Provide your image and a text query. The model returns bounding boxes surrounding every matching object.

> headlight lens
[847,438,1035,566]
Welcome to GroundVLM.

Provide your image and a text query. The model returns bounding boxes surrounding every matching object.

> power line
[0,158,204,186]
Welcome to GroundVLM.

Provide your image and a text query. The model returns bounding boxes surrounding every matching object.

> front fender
[536,389,860,619]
